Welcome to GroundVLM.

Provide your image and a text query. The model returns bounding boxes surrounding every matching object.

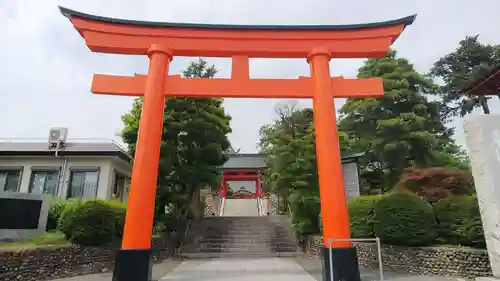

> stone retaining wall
[0,237,172,281]
[306,235,492,278]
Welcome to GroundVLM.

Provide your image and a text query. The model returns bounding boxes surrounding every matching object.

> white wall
[0,155,132,201]
[227,181,256,193]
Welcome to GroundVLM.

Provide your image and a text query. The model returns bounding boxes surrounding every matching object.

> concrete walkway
[51,256,465,281]
[52,258,184,281]
[293,256,462,281]
[222,199,259,216]
[160,257,316,281]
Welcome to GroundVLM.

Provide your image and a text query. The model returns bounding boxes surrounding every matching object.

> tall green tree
[259,104,318,234]
[121,58,232,220]
[429,35,500,118]
[259,102,352,234]
[339,50,460,191]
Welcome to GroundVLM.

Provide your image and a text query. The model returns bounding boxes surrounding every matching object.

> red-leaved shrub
[392,167,474,203]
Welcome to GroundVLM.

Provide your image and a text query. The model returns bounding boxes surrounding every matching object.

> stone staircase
[179,216,301,258]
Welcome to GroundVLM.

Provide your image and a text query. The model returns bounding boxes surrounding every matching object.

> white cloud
[0,0,499,152]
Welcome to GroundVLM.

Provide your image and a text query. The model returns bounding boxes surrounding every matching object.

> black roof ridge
[224,153,265,156]
[59,6,416,31]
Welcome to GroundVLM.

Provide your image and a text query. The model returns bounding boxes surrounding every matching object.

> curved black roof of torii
[59,6,416,31]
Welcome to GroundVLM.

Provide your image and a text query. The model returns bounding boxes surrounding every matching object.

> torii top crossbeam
[60,7,415,99]
[60,7,415,58]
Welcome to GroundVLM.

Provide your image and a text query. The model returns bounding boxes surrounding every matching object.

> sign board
[342,162,360,200]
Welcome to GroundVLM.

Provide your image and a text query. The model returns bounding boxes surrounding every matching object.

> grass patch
[0,231,69,251]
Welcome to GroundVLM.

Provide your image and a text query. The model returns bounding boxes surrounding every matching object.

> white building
[0,138,132,202]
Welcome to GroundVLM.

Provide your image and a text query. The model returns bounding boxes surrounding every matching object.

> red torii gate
[60,6,415,281]
[221,170,263,198]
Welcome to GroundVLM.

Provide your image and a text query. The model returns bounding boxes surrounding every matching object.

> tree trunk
[480,97,491,114]
[190,189,203,219]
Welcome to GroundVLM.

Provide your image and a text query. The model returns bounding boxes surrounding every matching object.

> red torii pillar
[60,6,415,281]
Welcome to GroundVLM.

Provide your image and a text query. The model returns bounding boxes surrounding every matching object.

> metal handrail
[257,198,265,216]
[327,237,384,281]
[219,197,226,216]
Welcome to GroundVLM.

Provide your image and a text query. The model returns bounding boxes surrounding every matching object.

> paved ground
[52,258,184,281]
[160,257,316,281]
[52,256,465,281]
[222,199,259,216]
[293,256,462,281]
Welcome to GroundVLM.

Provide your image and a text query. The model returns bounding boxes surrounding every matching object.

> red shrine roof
[462,65,500,95]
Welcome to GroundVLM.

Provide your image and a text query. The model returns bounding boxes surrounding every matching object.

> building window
[112,173,130,202]
[29,170,59,195]
[0,169,22,192]
[68,170,99,199]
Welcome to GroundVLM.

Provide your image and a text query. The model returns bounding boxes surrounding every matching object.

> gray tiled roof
[0,142,123,152]
[222,154,266,169]
[0,139,131,160]
[221,152,364,169]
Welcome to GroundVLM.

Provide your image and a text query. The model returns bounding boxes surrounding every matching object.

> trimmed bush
[58,199,83,237]
[348,195,384,238]
[46,199,68,231]
[59,200,116,246]
[105,201,127,237]
[374,193,438,246]
[434,195,485,248]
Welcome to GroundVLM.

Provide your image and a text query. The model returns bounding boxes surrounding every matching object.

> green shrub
[59,200,116,246]
[46,199,68,231]
[318,213,322,233]
[374,193,438,246]
[105,201,127,237]
[58,199,83,237]
[289,191,321,235]
[348,195,384,238]
[434,195,485,248]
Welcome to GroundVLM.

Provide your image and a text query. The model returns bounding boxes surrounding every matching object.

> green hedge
[58,199,84,238]
[345,194,484,248]
[46,199,69,231]
[58,200,117,246]
[373,193,438,246]
[348,195,384,238]
[56,199,127,246]
[105,201,127,237]
[434,195,485,247]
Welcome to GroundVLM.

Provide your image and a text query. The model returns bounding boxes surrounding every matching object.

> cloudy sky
[1,0,499,152]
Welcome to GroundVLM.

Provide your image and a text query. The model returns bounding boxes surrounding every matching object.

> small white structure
[0,129,132,202]
[464,115,500,280]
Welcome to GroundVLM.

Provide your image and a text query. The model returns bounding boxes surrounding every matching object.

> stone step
[190,225,292,230]
[192,229,290,236]
[190,241,297,247]
[178,251,302,259]
[183,246,299,253]
[181,216,299,259]
[193,218,291,222]
[193,237,296,243]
